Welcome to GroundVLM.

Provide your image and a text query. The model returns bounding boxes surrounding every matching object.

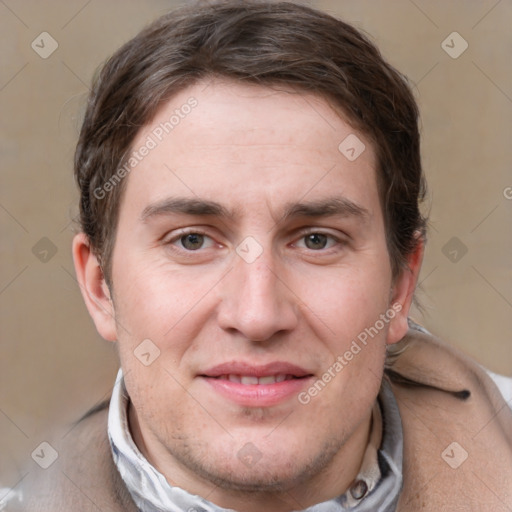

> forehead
[122,78,379,219]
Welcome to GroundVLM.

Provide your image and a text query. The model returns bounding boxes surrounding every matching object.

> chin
[173,433,344,495]
[194,459,310,494]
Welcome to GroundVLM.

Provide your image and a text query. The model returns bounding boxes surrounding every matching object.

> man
[7,1,511,510]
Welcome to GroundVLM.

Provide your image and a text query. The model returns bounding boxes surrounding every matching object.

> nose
[217,250,299,342]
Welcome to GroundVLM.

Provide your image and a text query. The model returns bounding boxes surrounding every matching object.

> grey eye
[304,233,328,250]
[180,233,205,250]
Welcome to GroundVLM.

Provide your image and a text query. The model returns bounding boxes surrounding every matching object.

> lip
[201,361,312,378]
[199,361,314,407]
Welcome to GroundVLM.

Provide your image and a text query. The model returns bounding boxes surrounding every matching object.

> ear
[386,235,424,345]
[72,232,117,342]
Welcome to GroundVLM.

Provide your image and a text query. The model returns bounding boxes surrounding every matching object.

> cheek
[112,256,204,340]
[122,362,191,439]
[297,262,391,401]
[298,263,392,337]
[111,254,231,398]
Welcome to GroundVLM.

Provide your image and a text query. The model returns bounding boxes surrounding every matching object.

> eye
[304,233,328,250]
[167,231,216,251]
[295,232,341,251]
[180,233,205,250]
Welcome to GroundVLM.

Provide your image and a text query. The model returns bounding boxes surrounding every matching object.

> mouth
[199,362,314,407]
[211,374,303,385]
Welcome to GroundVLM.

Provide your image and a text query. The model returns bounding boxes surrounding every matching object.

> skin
[73,79,423,512]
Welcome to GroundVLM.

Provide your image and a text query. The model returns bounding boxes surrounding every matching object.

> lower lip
[201,377,312,407]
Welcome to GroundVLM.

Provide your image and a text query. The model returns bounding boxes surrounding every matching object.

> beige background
[1,0,511,488]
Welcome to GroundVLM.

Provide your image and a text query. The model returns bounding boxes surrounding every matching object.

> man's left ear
[386,234,424,345]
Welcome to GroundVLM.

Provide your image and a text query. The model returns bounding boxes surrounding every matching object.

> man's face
[90,80,411,502]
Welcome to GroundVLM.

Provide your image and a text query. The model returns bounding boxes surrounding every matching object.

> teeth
[258,375,277,385]
[219,374,296,385]
[240,376,259,385]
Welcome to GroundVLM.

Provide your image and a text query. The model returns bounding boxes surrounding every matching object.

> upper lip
[200,361,312,378]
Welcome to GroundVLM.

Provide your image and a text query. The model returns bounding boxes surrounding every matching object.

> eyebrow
[140,198,237,222]
[280,197,369,222]
[139,196,369,223]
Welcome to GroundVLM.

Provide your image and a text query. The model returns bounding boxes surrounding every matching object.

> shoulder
[387,325,512,439]
[389,327,512,511]
[486,369,512,404]
[9,401,136,512]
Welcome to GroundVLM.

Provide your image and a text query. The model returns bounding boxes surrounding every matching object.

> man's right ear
[72,232,117,342]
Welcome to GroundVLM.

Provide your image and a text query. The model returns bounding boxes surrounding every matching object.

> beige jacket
[14,328,512,511]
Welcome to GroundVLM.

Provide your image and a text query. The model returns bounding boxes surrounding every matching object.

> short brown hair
[75,0,426,287]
